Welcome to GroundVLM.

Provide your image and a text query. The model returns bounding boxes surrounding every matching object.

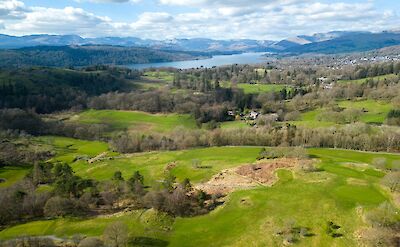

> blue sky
[0,0,399,40]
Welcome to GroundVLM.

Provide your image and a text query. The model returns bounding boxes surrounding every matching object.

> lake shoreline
[125,52,269,70]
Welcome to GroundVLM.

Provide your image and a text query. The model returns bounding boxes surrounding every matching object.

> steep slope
[286,32,400,54]
[0,45,208,67]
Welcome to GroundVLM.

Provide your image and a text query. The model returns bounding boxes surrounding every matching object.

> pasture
[0,167,30,188]
[337,99,393,124]
[236,83,288,94]
[70,109,197,133]
[221,81,289,94]
[289,99,394,126]
[338,74,397,84]
[1,145,399,247]
[142,71,175,83]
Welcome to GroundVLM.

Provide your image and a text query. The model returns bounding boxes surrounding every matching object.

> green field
[1,145,399,246]
[337,100,393,123]
[143,71,175,83]
[35,136,111,163]
[236,83,288,94]
[70,146,261,185]
[288,108,337,127]
[221,81,289,94]
[0,167,30,188]
[289,99,394,126]
[70,109,197,133]
[338,74,397,84]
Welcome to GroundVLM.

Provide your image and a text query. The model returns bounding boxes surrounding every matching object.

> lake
[126,52,268,70]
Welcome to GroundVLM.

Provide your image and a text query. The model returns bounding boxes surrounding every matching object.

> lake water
[127,52,267,70]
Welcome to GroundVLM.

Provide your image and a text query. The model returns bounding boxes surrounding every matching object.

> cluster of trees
[88,89,257,124]
[1,221,134,247]
[316,108,363,124]
[110,123,400,154]
[167,61,400,88]
[0,66,137,113]
[0,108,109,140]
[345,61,400,80]
[0,161,213,227]
[1,61,398,127]
[362,202,400,246]
[0,140,52,168]
[386,109,400,126]
[0,163,93,225]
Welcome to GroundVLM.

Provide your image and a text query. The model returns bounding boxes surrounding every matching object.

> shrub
[78,237,104,247]
[43,196,86,217]
[103,221,129,247]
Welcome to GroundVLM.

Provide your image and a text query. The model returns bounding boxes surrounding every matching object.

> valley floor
[1,137,399,247]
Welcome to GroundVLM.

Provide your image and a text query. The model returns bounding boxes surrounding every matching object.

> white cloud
[0,0,398,40]
[0,0,28,19]
[7,6,115,37]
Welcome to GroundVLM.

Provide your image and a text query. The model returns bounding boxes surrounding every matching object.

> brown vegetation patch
[341,162,370,171]
[195,169,259,194]
[128,123,155,133]
[165,161,177,171]
[236,158,302,185]
[347,178,368,186]
[88,152,108,164]
[196,158,310,194]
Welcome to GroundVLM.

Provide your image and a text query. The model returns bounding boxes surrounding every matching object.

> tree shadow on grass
[131,237,169,247]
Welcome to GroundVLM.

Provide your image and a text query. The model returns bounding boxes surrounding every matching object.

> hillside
[1,31,400,56]
[0,66,137,113]
[0,45,208,67]
[286,32,400,54]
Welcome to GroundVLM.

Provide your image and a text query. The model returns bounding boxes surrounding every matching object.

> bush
[284,111,300,121]
[372,157,387,170]
[360,227,399,247]
[365,202,399,228]
[44,196,82,217]
[78,237,104,247]
[258,147,308,160]
[1,237,56,247]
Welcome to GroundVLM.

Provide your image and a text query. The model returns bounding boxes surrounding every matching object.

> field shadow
[131,237,169,247]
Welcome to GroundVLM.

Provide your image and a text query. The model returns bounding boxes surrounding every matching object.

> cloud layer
[0,0,398,40]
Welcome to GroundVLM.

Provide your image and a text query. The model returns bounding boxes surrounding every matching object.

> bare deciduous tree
[103,221,129,247]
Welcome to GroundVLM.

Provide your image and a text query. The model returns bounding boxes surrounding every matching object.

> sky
[0,0,399,40]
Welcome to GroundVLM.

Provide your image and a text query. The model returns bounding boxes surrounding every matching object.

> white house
[249,111,259,120]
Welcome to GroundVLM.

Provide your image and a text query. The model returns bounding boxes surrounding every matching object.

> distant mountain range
[1,30,400,55]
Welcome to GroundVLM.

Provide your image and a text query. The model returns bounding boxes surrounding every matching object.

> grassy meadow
[236,83,288,94]
[220,80,289,94]
[69,109,197,134]
[338,74,398,84]
[0,167,30,188]
[1,140,399,246]
[337,100,393,124]
[288,99,394,127]
[143,71,175,83]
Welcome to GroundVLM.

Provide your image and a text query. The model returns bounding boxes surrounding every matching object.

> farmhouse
[318,77,329,83]
[249,111,260,120]
[227,110,235,116]
[322,82,334,90]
